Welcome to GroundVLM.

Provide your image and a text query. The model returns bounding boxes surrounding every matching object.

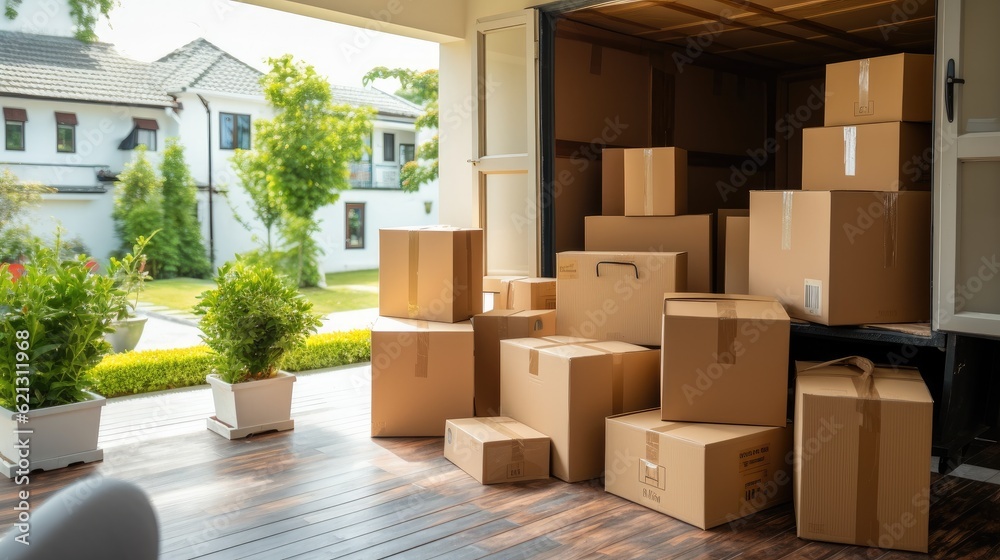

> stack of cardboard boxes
[374,52,937,555]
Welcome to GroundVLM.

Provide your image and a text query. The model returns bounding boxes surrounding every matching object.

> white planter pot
[206,371,296,439]
[0,391,106,478]
[105,316,148,353]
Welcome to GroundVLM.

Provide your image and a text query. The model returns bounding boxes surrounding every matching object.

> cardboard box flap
[663,292,782,304]
[611,410,786,445]
[542,335,598,345]
[796,357,932,403]
[373,317,474,333]
[449,417,548,443]
[664,298,784,319]
[484,275,527,293]
[575,340,651,355]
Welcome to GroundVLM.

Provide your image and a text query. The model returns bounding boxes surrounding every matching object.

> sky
[92,0,439,91]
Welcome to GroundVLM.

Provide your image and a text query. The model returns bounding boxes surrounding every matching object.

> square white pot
[0,391,106,477]
[206,371,296,431]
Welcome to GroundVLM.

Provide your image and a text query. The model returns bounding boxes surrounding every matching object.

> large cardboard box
[661,294,790,427]
[502,278,557,311]
[824,53,934,126]
[716,209,750,291]
[802,122,931,191]
[794,357,932,552]
[444,417,550,484]
[556,251,687,346]
[623,147,688,216]
[473,309,556,417]
[584,215,712,293]
[500,338,660,482]
[379,227,483,323]
[370,317,474,437]
[748,191,931,325]
[605,410,793,530]
[602,148,626,216]
[724,216,750,294]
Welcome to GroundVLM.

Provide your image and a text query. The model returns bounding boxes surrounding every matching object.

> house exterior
[0,12,437,272]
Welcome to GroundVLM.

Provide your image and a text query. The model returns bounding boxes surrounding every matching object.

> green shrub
[86,329,371,398]
[281,329,371,372]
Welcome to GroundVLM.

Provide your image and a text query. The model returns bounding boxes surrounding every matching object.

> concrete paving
[132,306,378,351]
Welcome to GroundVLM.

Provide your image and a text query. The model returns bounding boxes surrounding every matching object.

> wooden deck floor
[1,364,999,559]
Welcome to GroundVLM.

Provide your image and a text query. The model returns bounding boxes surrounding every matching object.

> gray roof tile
[330,84,422,119]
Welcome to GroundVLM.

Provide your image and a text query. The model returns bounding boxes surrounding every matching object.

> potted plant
[194,258,321,439]
[104,232,156,353]
[0,234,133,477]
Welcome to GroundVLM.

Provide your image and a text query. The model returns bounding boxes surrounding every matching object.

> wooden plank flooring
[1,364,998,559]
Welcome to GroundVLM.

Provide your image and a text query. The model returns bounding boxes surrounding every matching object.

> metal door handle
[946,58,965,124]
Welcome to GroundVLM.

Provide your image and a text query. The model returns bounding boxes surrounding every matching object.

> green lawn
[140,269,379,315]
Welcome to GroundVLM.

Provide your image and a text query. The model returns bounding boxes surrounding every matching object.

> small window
[3,107,26,151]
[56,112,77,153]
[400,143,415,164]
[118,118,158,151]
[220,113,251,150]
[346,203,365,249]
[383,133,395,162]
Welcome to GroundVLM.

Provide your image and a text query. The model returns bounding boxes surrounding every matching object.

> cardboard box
[499,278,557,311]
[725,216,750,294]
[370,316,474,437]
[584,215,712,293]
[824,53,934,126]
[802,122,931,191]
[661,294,790,427]
[605,410,793,530]
[623,147,688,216]
[794,357,932,552]
[500,337,660,482]
[716,209,750,291]
[473,309,556,417]
[443,417,550,484]
[602,148,625,216]
[379,227,484,323]
[748,191,931,325]
[483,275,527,294]
[556,251,687,346]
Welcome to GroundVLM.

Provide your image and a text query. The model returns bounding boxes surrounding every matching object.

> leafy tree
[0,169,51,261]
[232,147,281,254]
[160,138,211,278]
[362,67,438,192]
[3,0,116,42]
[112,146,167,277]
[238,54,373,287]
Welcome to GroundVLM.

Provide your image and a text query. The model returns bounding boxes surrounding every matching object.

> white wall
[0,0,77,37]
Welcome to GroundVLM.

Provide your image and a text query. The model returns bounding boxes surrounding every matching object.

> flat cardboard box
[605,410,793,530]
[500,338,660,482]
[794,358,933,552]
[370,316,474,437]
[501,278,557,311]
[473,309,556,417]
[379,227,484,323]
[602,148,626,216]
[724,216,750,294]
[483,275,527,293]
[623,147,688,216]
[748,191,931,325]
[802,122,931,191]
[443,417,550,484]
[584,215,712,293]
[661,294,790,427]
[716,209,750,291]
[824,53,934,126]
[556,251,687,346]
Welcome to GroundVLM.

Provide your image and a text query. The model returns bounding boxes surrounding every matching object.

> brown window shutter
[3,108,28,122]
[55,112,78,125]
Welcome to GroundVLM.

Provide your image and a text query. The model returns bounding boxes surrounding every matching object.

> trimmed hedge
[88,329,371,398]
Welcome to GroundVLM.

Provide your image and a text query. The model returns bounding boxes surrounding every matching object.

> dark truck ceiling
[559,0,935,70]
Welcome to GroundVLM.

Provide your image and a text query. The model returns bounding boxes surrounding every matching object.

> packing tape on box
[415,329,430,378]
[843,126,857,177]
[481,417,527,463]
[716,301,738,365]
[781,191,793,251]
[528,348,539,376]
[580,344,626,414]
[645,423,687,463]
[883,192,898,268]
[644,148,654,215]
[408,231,420,318]
[464,230,475,315]
[858,59,870,113]
[498,315,509,339]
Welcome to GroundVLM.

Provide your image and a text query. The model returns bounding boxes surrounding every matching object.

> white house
[0,10,437,273]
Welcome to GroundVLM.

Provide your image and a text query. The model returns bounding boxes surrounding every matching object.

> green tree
[362,67,438,192]
[112,146,167,277]
[3,0,116,42]
[160,138,211,278]
[0,169,50,261]
[238,54,373,287]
